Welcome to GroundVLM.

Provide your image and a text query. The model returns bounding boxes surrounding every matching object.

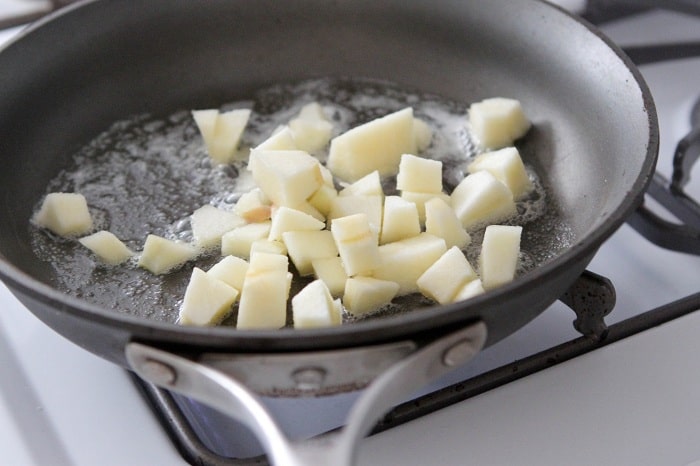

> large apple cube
[138,234,198,275]
[179,268,239,326]
[343,276,399,317]
[248,150,323,207]
[292,279,342,328]
[396,153,443,194]
[468,97,531,149]
[191,204,246,250]
[380,196,420,244]
[192,108,251,164]
[467,147,533,199]
[480,225,522,290]
[416,246,478,304]
[282,230,338,276]
[237,253,289,329]
[424,197,471,249]
[331,213,381,277]
[450,171,516,230]
[33,192,93,237]
[78,230,134,265]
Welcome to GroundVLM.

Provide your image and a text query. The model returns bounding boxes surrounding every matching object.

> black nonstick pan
[0,1,657,463]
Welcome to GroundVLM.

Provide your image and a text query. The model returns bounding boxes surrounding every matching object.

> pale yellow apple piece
[237,253,289,329]
[192,108,251,164]
[254,126,298,151]
[413,117,433,152]
[416,246,478,304]
[468,97,531,149]
[328,195,383,241]
[287,200,326,222]
[319,164,335,187]
[250,239,287,256]
[480,225,522,290]
[396,153,443,194]
[191,204,246,250]
[311,256,348,298]
[467,147,533,199]
[453,279,485,302]
[380,196,420,245]
[78,230,134,265]
[424,197,471,249]
[138,234,198,275]
[234,188,272,223]
[327,107,417,182]
[308,184,338,217]
[268,206,325,241]
[450,171,516,230]
[292,279,341,328]
[207,255,249,291]
[248,149,323,207]
[179,268,239,326]
[33,192,93,237]
[289,114,333,154]
[343,276,400,317]
[338,170,384,198]
[372,233,447,296]
[400,191,451,224]
[220,221,272,259]
[282,230,338,276]
[331,213,381,277]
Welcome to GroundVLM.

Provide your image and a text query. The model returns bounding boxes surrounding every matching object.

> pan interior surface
[0,0,656,349]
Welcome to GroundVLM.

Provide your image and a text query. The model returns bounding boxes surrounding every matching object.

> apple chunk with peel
[33,192,93,237]
[467,147,533,199]
[380,196,420,245]
[282,230,338,276]
[327,107,417,182]
[234,188,272,223]
[416,246,478,304]
[451,170,516,231]
[424,197,471,249]
[468,97,531,150]
[179,268,239,326]
[343,276,400,317]
[396,153,443,194]
[78,230,134,265]
[331,213,381,277]
[248,150,323,207]
[191,204,246,250]
[480,225,523,290]
[237,253,290,329]
[138,234,198,275]
[192,108,251,164]
[292,279,342,328]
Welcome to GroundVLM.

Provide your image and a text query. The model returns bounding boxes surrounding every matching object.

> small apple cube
[234,188,272,223]
[416,246,478,304]
[480,225,522,290]
[328,195,383,241]
[373,233,447,296]
[343,276,400,317]
[327,107,417,182]
[250,239,287,256]
[282,230,338,276]
[268,206,325,242]
[191,204,246,250]
[311,256,348,298]
[331,213,381,277]
[413,117,433,152]
[424,197,471,249]
[237,253,289,329]
[78,230,134,265]
[207,255,249,291]
[220,221,272,259]
[453,278,485,302]
[468,97,531,149]
[396,154,443,194]
[179,268,239,326]
[308,184,338,217]
[338,170,384,198]
[192,108,251,164]
[33,192,93,237]
[248,150,323,207]
[254,126,298,151]
[380,196,420,245]
[292,279,341,328]
[286,200,326,222]
[467,147,533,199]
[450,171,516,230]
[400,191,451,224]
[138,234,198,275]
[289,102,334,153]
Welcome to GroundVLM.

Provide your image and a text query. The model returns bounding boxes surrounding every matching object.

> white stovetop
[1,6,700,466]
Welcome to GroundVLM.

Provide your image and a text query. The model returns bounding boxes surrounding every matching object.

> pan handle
[126,321,487,466]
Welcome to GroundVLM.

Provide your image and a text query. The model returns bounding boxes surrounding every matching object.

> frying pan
[0,0,657,463]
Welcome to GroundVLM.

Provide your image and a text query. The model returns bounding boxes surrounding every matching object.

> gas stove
[0,3,699,465]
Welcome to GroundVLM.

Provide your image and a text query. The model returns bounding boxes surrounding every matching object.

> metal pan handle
[126,321,487,466]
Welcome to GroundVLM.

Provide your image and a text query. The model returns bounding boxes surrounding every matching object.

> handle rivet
[141,359,177,386]
[291,367,326,391]
[442,339,478,367]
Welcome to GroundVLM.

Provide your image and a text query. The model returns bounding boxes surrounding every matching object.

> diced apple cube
[192,108,251,164]
[413,117,433,152]
[289,102,333,153]
[254,126,298,151]
[453,278,485,302]
[191,204,246,250]
[338,170,384,197]
[328,107,417,182]
[331,213,381,277]
[468,97,531,149]
[480,225,522,290]
[396,154,443,194]
[220,221,272,259]
[138,234,198,275]
[78,230,134,265]
[416,246,478,304]
[308,184,338,217]
[343,276,399,317]
[372,233,447,296]
[237,253,289,329]
[268,206,325,241]
[207,255,249,291]
[248,150,323,207]
[380,196,420,245]
[400,191,451,224]
[424,197,471,249]
[234,188,272,223]
[292,279,341,328]
[328,195,383,241]
[467,147,533,199]
[450,171,516,230]
[250,239,287,256]
[311,256,348,298]
[282,230,338,276]
[179,268,239,326]
[287,200,326,222]
[33,192,93,237]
